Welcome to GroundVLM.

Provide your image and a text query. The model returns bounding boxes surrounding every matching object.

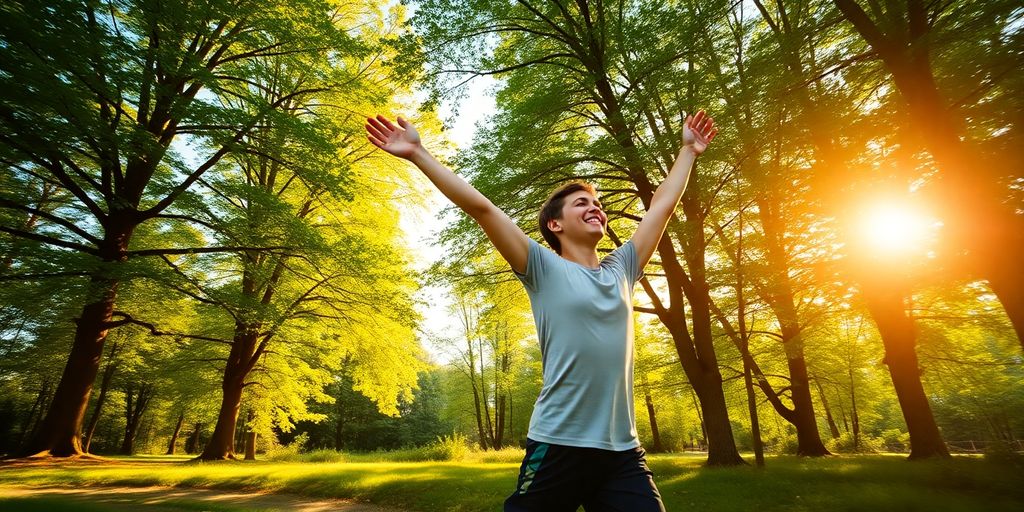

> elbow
[465,201,496,221]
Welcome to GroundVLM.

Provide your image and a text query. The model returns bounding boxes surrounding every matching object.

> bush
[983,440,1024,467]
[770,434,800,455]
[263,432,309,461]
[878,429,911,452]
[422,433,470,461]
[827,432,884,453]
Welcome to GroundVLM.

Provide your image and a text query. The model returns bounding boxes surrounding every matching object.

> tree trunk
[986,265,1024,353]
[199,366,246,460]
[185,423,203,454]
[83,342,119,453]
[120,382,153,455]
[244,431,257,460]
[734,216,763,467]
[814,378,841,439]
[693,377,744,465]
[742,354,765,467]
[689,389,706,450]
[784,346,830,456]
[862,286,949,459]
[166,412,185,455]
[641,373,663,453]
[243,407,256,461]
[850,369,860,448]
[200,311,270,460]
[478,338,495,449]
[22,277,121,457]
[334,391,345,450]
[493,339,509,450]
[469,377,488,450]
[17,380,51,450]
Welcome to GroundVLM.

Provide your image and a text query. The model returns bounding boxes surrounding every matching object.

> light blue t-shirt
[514,238,644,451]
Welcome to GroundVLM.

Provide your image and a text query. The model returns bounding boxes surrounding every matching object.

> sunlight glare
[858,204,933,255]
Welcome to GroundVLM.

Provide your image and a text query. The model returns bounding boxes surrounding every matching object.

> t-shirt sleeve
[513,238,551,292]
[606,240,644,286]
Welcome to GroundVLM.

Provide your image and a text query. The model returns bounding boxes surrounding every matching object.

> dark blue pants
[504,439,666,512]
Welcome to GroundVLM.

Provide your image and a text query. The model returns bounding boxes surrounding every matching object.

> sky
[399,75,498,364]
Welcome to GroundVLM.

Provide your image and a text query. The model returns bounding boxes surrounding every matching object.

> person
[365,110,717,512]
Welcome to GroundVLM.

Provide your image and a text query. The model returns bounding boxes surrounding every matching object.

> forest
[1,0,1022,473]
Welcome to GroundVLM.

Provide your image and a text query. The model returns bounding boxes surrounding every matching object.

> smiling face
[548,190,606,250]
[538,182,603,254]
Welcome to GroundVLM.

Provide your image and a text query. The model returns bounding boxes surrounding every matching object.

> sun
[858,203,935,255]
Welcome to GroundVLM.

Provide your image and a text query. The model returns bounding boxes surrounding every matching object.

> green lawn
[1,453,1022,511]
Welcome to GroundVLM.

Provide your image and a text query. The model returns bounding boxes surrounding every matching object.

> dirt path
[0,484,405,511]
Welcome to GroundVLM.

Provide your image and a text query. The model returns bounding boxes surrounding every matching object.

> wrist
[407,145,431,165]
[679,145,700,158]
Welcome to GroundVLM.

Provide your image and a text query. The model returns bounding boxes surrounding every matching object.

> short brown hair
[538,181,596,254]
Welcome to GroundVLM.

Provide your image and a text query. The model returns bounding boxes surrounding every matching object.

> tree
[414,0,746,465]
[0,0,366,457]
[832,0,1024,348]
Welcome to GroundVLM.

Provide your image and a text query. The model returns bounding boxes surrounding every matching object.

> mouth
[584,216,604,227]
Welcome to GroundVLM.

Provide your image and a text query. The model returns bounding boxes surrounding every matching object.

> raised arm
[366,115,529,274]
[631,110,718,268]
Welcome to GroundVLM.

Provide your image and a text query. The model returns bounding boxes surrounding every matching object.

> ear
[547,218,563,234]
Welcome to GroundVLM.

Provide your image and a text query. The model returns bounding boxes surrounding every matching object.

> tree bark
[783,341,830,456]
[334,390,345,450]
[199,347,248,460]
[18,380,52,450]
[862,285,949,459]
[640,373,663,453]
[185,423,203,454]
[459,304,489,451]
[83,342,119,453]
[166,412,185,455]
[814,377,841,440]
[244,409,256,460]
[22,275,121,456]
[478,337,495,449]
[119,382,153,455]
[244,431,257,460]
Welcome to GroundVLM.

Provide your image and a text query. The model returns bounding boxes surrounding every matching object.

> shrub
[770,434,800,455]
[263,432,309,461]
[878,429,911,453]
[983,440,1024,467]
[828,432,884,453]
[423,433,470,461]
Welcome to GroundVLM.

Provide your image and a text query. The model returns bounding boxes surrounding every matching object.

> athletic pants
[504,438,666,512]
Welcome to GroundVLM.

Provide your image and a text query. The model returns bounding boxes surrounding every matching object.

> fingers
[367,116,390,135]
[366,134,385,148]
[689,109,705,129]
[365,121,388,144]
[377,114,398,131]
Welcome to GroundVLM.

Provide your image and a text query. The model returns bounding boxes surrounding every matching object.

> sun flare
[858,204,935,254]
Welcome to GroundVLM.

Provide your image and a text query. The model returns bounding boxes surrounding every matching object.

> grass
[1,453,1022,511]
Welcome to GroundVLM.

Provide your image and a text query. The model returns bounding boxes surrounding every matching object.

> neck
[559,240,600,269]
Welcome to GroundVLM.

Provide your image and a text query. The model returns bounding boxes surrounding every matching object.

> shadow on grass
[2,454,1022,512]
[650,455,1024,512]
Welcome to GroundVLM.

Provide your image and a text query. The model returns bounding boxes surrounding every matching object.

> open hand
[682,110,718,156]
[366,115,421,159]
